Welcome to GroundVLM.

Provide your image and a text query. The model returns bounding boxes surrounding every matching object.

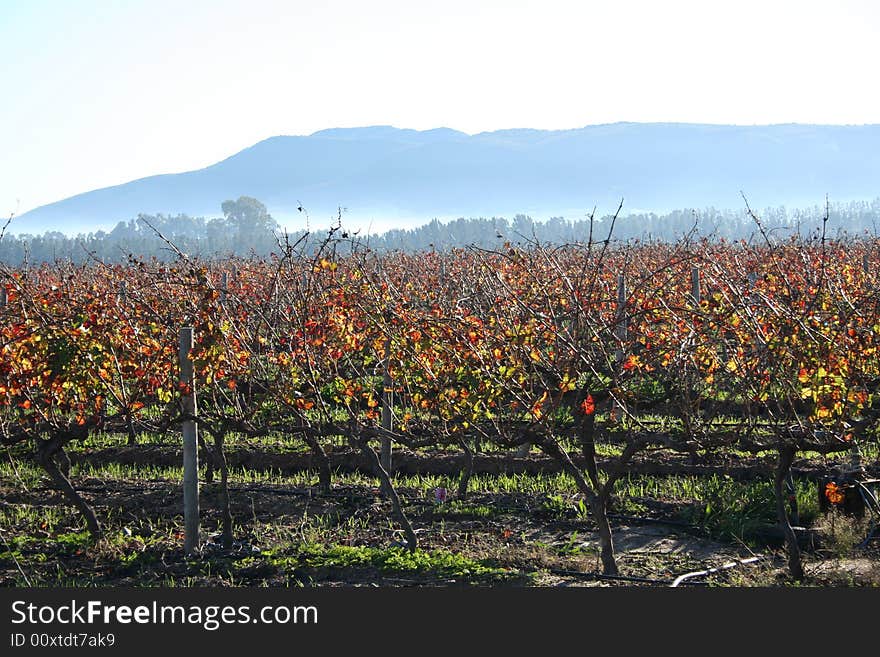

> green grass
[0,436,838,579]
[12,452,819,546]
[468,471,578,495]
[0,456,44,489]
[69,461,314,487]
[0,501,67,532]
[62,429,318,453]
[430,500,497,518]
[254,543,522,583]
[617,472,820,543]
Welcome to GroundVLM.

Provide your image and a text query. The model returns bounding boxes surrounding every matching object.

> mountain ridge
[13,122,880,236]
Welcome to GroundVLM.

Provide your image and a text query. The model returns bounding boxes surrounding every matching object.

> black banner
[0,586,876,652]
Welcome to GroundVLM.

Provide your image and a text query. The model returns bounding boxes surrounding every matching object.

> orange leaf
[825,482,845,505]
[581,394,595,415]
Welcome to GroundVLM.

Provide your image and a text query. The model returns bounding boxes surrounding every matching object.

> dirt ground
[2,447,878,587]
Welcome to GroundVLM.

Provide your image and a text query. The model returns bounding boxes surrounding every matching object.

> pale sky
[2,0,879,219]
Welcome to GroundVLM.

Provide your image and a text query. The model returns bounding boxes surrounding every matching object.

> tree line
[2,196,879,265]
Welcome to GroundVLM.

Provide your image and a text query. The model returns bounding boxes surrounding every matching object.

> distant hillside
[13,123,880,235]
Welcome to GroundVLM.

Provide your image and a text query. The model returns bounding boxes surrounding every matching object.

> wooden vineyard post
[615,273,627,352]
[690,265,700,306]
[179,327,200,555]
[0,285,6,308]
[746,271,758,307]
[377,295,395,472]
[863,253,875,297]
[381,335,393,472]
[614,273,627,421]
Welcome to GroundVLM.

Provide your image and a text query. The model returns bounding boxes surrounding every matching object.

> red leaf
[581,394,595,415]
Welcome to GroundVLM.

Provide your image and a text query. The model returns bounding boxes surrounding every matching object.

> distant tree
[512,214,535,239]
[3,198,880,265]
[221,196,278,242]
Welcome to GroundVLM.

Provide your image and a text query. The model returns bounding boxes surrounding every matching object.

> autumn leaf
[825,482,845,505]
[581,394,595,415]
[530,391,548,419]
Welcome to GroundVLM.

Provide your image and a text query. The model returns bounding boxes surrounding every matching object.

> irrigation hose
[669,556,763,587]
[548,568,671,585]
[549,555,765,587]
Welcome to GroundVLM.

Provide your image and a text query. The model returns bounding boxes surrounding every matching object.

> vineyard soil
[2,448,877,587]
